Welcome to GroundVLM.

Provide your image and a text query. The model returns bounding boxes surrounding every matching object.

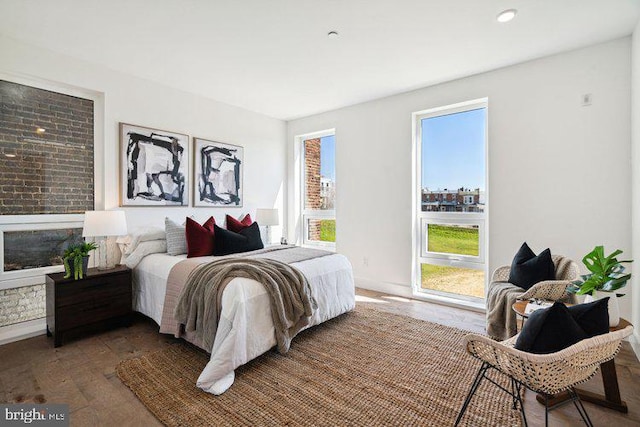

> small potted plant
[63,241,98,280]
[568,245,633,327]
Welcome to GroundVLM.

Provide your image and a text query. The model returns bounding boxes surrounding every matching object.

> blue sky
[320,135,335,181]
[421,108,486,191]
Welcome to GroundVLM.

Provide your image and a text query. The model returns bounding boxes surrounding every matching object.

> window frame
[296,129,336,250]
[420,214,486,264]
[412,99,489,304]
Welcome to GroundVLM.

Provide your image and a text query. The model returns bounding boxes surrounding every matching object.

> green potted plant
[568,245,633,327]
[63,241,98,280]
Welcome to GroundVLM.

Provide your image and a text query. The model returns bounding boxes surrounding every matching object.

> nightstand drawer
[56,276,130,307]
[56,294,131,329]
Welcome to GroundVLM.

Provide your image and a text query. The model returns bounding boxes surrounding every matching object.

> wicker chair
[492,255,580,301]
[487,255,580,339]
[454,325,634,426]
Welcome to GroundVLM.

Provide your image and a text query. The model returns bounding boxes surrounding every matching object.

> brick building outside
[421,188,484,212]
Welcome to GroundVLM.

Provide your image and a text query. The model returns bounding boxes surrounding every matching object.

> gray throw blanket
[485,282,523,340]
[174,257,317,354]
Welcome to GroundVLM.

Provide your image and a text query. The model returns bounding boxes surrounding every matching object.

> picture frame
[193,137,243,207]
[119,123,189,207]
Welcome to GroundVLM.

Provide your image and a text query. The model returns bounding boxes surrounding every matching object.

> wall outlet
[582,93,592,106]
[363,256,369,267]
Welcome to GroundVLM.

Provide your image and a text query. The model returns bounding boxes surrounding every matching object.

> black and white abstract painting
[193,137,243,207]
[120,123,189,206]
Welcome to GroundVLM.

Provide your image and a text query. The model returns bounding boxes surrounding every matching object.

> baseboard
[354,277,414,299]
[0,317,46,346]
[630,332,640,362]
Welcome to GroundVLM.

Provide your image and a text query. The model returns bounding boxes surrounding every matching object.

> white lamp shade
[82,211,128,237]
[255,208,279,226]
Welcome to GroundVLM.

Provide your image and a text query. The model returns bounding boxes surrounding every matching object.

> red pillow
[186,217,216,258]
[226,214,253,233]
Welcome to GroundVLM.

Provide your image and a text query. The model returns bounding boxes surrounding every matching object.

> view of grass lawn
[320,219,335,242]
[422,224,483,298]
[427,224,478,256]
[421,264,485,299]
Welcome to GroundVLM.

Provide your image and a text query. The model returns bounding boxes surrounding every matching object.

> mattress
[132,250,355,394]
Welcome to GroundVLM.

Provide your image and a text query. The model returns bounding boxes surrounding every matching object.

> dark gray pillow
[213,223,264,256]
[568,298,610,337]
[515,302,588,354]
[508,242,555,290]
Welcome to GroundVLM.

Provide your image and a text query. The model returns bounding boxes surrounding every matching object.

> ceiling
[1,0,638,120]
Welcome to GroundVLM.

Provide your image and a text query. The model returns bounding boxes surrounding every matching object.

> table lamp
[255,208,279,245]
[82,211,127,270]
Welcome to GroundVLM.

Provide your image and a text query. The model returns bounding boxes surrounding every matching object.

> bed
[131,247,355,395]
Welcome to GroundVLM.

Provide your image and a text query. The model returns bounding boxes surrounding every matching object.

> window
[299,130,335,248]
[414,100,487,302]
[0,76,101,331]
[1,79,96,276]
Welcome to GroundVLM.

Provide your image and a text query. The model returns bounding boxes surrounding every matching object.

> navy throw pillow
[508,242,555,291]
[213,222,264,256]
[568,298,609,337]
[514,302,588,354]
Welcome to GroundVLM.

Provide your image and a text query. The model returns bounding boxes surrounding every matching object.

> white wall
[632,21,640,351]
[0,34,287,236]
[288,38,633,319]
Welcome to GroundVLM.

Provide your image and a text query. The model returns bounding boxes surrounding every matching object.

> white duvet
[132,251,355,394]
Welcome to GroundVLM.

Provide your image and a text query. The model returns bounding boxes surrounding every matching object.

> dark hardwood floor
[1,288,638,426]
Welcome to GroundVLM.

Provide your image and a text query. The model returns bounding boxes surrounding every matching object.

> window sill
[412,291,486,313]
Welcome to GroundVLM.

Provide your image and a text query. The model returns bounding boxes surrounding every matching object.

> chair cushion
[213,222,264,256]
[568,298,610,337]
[508,242,555,291]
[514,302,588,354]
[185,217,216,258]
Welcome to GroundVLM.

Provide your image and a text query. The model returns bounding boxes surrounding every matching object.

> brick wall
[0,284,45,327]
[0,80,95,330]
[0,80,94,215]
[304,138,322,240]
[304,138,322,209]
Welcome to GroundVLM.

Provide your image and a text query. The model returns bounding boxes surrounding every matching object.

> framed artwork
[193,137,243,207]
[120,123,189,206]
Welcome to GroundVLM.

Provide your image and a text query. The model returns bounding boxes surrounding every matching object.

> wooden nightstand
[46,265,132,347]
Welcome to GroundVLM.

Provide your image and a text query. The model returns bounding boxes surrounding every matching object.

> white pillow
[122,240,168,268]
[116,227,166,255]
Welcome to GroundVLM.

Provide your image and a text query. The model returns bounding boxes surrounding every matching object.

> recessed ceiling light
[36,127,46,134]
[497,9,517,23]
[327,31,339,39]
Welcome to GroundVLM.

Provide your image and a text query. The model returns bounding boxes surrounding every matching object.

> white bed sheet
[132,251,355,394]
[132,253,186,325]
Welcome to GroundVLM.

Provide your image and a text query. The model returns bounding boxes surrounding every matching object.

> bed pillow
[213,222,264,256]
[568,298,610,337]
[508,242,555,291]
[165,217,188,256]
[514,302,588,354]
[186,217,216,258]
[116,226,166,256]
[121,240,167,269]
[226,214,253,233]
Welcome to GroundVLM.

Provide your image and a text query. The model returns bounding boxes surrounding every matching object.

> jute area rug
[117,304,522,426]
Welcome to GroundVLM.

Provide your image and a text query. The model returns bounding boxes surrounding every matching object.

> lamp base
[265,225,271,245]
[95,236,118,270]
